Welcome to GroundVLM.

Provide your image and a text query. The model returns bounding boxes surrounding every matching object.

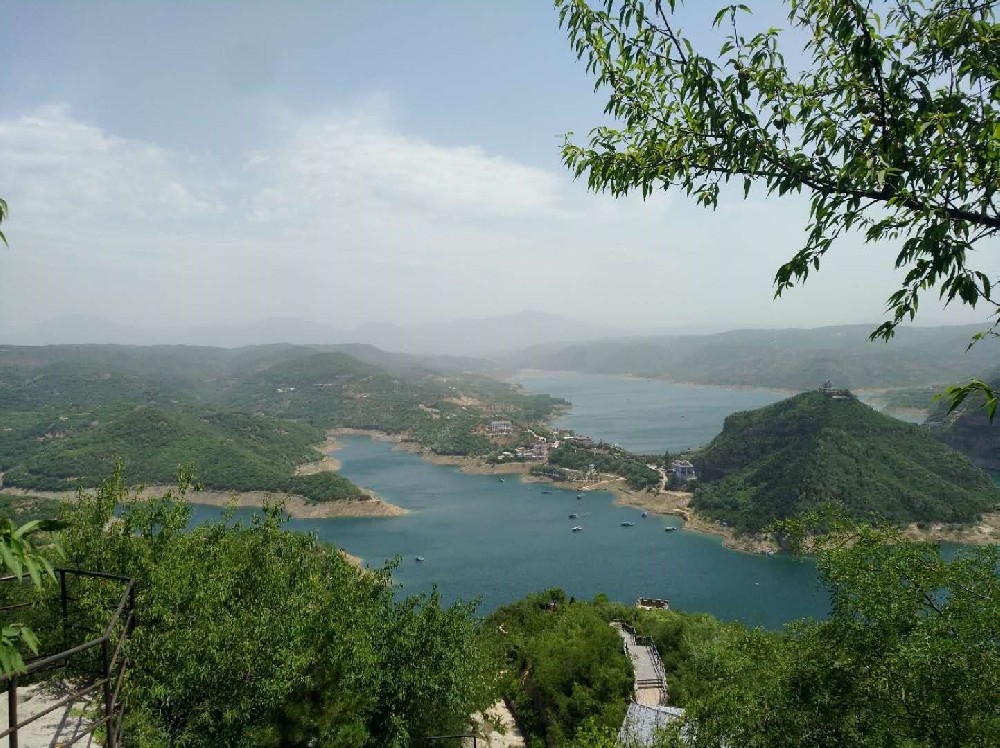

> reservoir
[517,371,788,453]
[193,433,828,629]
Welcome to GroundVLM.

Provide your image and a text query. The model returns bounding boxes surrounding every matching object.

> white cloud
[1,101,994,335]
[0,107,220,247]
[242,108,566,229]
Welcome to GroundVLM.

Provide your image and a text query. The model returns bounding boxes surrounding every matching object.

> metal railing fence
[0,568,135,748]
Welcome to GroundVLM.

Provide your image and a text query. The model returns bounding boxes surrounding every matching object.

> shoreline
[328,429,776,553]
[295,433,344,475]
[329,429,1000,552]
[512,369,803,396]
[0,483,408,520]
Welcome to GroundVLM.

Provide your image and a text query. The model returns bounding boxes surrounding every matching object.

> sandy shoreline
[329,428,1000,552]
[295,433,344,474]
[0,483,408,520]
[328,429,778,553]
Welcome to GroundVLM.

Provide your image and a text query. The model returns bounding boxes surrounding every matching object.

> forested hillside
[692,391,999,533]
[509,324,998,390]
[0,344,563,498]
[925,368,1000,471]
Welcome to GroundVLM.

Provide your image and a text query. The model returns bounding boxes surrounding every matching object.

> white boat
[641,511,649,518]
[621,521,635,527]
[664,526,678,532]
[571,526,584,532]
[415,556,425,562]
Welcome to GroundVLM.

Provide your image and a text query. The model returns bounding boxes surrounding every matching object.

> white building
[671,459,697,481]
[485,420,514,436]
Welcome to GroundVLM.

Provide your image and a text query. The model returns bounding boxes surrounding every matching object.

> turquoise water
[191,436,828,629]
[517,372,788,454]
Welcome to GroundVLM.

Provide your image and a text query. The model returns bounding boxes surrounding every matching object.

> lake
[516,371,788,453]
[188,374,830,627]
[193,436,828,630]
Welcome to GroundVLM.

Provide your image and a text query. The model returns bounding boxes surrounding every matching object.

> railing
[0,569,135,748]
[614,620,669,706]
[421,735,478,746]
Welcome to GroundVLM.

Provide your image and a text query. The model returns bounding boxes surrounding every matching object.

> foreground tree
[683,517,1000,747]
[57,464,497,747]
[0,516,62,674]
[557,0,1000,409]
[0,196,8,246]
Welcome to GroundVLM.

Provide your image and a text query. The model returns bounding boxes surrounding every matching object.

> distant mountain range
[1,312,619,357]
[508,324,999,390]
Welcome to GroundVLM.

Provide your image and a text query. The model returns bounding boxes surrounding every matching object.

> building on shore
[485,420,514,436]
[670,459,697,481]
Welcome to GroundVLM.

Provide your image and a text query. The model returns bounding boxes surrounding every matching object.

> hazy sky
[1,1,997,339]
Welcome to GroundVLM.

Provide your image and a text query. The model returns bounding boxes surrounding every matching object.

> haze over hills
[1,311,622,357]
[508,324,1000,390]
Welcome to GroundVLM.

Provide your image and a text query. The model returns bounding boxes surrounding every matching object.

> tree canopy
[0,197,8,247]
[684,516,1000,747]
[557,0,1000,345]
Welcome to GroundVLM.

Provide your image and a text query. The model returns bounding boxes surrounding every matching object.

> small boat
[664,526,678,532]
[576,494,583,499]
[572,525,584,532]
[641,511,649,518]
[541,489,552,495]
[621,521,635,527]
[415,556,425,563]
[497,478,505,483]
[767,550,776,557]
[569,513,578,519]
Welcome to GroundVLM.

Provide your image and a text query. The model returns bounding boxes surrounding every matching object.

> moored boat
[621,521,635,527]
[415,556,425,562]
[571,525,584,532]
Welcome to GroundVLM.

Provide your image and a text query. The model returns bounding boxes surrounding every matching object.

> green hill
[0,403,363,501]
[0,343,565,497]
[691,391,1000,533]
[925,368,1000,471]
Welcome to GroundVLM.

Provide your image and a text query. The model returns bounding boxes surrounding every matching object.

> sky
[1,0,997,342]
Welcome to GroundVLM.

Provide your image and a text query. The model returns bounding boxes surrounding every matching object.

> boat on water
[569,513,578,519]
[571,526,584,532]
[641,511,649,518]
[541,489,552,494]
[497,478,504,483]
[664,526,678,532]
[415,556,425,562]
[621,521,635,527]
